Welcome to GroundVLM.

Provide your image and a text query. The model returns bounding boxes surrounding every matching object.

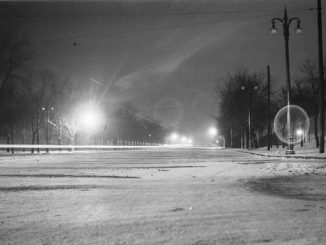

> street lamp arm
[271,18,283,24]
[270,18,283,33]
[289,17,301,25]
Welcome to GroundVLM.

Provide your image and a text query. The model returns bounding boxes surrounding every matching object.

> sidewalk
[236,143,326,159]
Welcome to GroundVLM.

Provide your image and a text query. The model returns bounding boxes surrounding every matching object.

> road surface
[0,147,326,244]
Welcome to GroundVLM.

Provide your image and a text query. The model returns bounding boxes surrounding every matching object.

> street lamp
[169,132,179,143]
[296,128,304,147]
[42,105,54,153]
[208,127,217,137]
[181,136,187,144]
[76,102,104,133]
[270,7,302,155]
[241,85,258,149]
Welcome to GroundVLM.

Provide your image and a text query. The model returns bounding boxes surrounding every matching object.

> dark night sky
[1,0,325,143]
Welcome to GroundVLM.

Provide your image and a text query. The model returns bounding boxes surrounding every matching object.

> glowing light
[168,132,193,146]
[76,102,104,132]
[80,112,98,129]
[296,129,303,136]
[170,132,179,141]
[181,136,187,143]
[208,127,218,137]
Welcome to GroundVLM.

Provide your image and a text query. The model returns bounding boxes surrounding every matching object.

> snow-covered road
[0,148,326,244]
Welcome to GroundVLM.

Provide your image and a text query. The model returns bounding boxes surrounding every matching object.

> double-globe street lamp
[270,7,302,155]
[42,105,54,153]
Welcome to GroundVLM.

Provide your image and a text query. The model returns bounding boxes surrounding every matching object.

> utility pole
[267,65,271,150]
[230,126,233,148]
[36,98,40,154]
[42,105,54,153]
[317,0,325,153]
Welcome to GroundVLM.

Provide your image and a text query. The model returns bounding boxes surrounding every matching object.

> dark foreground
[0,148,326,244]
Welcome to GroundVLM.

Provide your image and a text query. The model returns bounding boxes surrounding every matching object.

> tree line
[0,30,167,151]
[216,61,325,149]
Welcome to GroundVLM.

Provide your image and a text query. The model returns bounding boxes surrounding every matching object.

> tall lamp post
[42,105,54,153]
[241,85,258,149]
[270,7,302,155]
[267,65,271,150]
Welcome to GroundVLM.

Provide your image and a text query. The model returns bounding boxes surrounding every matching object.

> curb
[235,149,326,160]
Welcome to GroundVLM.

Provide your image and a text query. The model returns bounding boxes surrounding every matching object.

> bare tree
[0,27,32,150]
[217,69,273,148]
[0,29,30,95]
[293,60,320,147]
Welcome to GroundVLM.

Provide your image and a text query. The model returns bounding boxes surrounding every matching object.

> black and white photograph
[0,0,326,244]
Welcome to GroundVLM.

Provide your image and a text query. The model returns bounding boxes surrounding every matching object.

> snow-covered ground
[0,148,326,244]
[245,140,326,158]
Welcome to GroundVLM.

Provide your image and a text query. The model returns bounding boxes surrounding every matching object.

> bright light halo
[76,102,104,132]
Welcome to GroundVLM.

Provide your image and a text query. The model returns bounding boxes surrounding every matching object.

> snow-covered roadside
[0,148,326,244]
[236,140,326,159]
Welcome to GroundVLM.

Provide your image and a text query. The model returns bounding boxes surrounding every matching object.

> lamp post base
[285,149,295,155]
[286,134,295,155]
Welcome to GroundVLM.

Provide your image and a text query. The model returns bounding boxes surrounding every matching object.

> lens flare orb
[274,105,310,144]
[153,97,184,128]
